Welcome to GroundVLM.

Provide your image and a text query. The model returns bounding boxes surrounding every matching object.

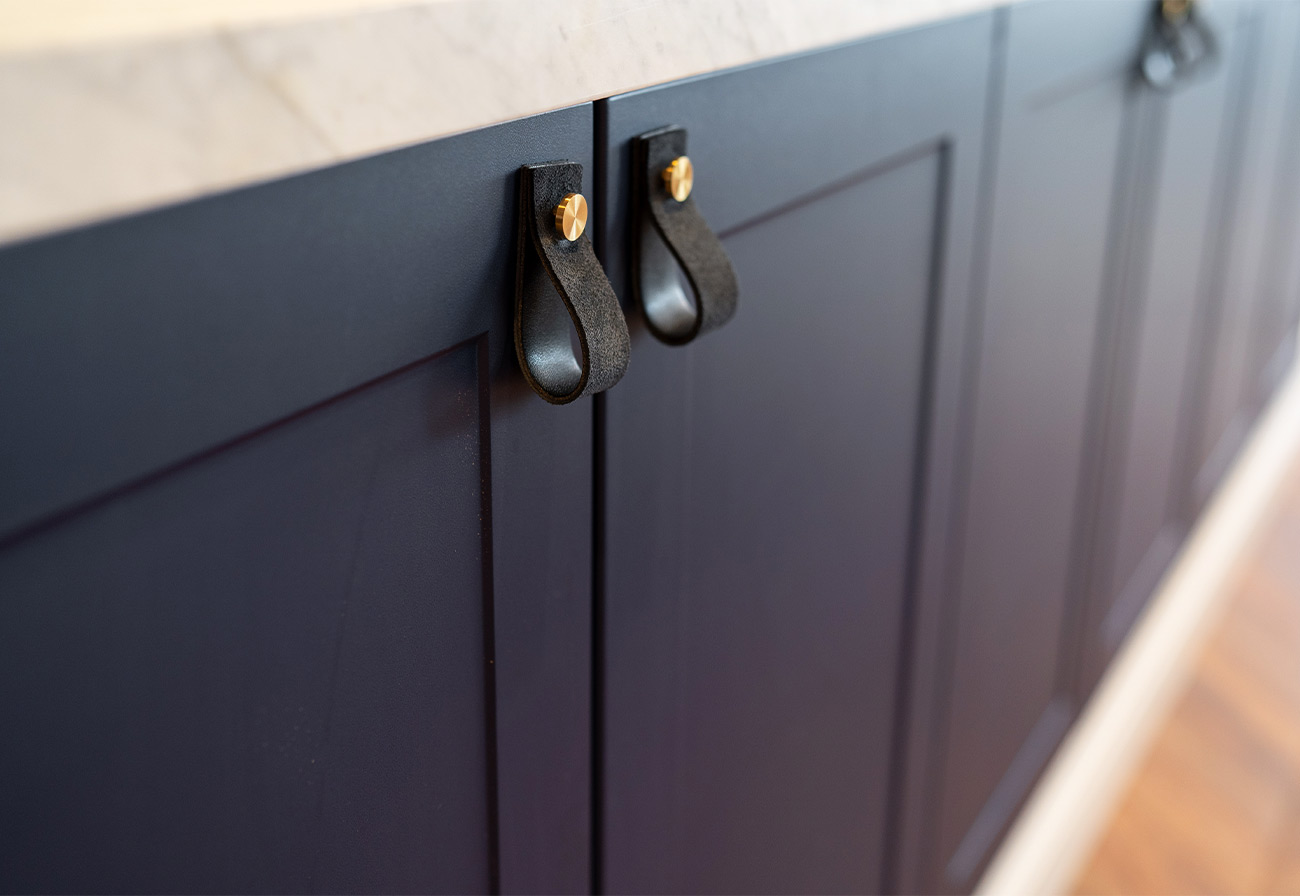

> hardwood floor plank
[1073,462,1300,896]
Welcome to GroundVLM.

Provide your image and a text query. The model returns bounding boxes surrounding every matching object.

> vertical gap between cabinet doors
[879,136,954,896]
[477,332,503,895]
[589,97,610,896]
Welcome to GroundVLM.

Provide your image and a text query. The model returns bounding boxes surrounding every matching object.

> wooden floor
[1072,461,1300,895]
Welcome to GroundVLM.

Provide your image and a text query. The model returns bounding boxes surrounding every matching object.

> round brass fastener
[1161,0,1191,23]
[662,156,694,202]
[555,192,588,242]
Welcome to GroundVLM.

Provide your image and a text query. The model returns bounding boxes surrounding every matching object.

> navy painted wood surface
[1244,3,1300,410]
[1192,1,1300,508]
[5,5,1300,894]
[597,13,995,894]
[903,3,1152,891]
[0,107,595,894]
[1074,2,1244,698]
[1267,4,1300,380]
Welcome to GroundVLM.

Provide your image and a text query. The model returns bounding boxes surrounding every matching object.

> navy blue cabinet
[1254,11,1300,394]
[904,3,1300,893]
[1244,3,1300,403]
[1075,0,1300,701]
[595,13,995,894]
[0,107,595,894]
[1191,0,1300,505]
[1074,0,1245,700]
[4,4,1300,894]
[897,4,1154,892]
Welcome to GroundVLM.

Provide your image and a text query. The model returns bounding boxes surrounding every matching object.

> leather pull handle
[1139,0,1218,91]
[633,126,739,346]
[515,161,630,404]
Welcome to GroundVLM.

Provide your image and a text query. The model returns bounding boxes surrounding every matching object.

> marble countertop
[0,0,1006,245]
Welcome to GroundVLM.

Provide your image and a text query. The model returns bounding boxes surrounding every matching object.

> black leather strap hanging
[1139,0,1218,91]
[632,126,739,346]
[515,161,630,404]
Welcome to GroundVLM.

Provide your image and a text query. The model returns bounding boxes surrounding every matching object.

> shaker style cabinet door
[595,13,995,894]
[1245,2,1300,405]
[1075,1,1245,697]
[1191,0,1300,506]
[0,107,594,894]
[899,3,1153,892]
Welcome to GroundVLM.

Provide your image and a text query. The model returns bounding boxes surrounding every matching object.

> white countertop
[0,0,1006,245]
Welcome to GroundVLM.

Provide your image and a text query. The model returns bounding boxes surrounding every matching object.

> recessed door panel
[598,15,994,893]
[603,150,939,894]
[1194,2,1300,503]
[0,106,596,894]
[1078,5,1243,694]
[0,345,492,893]
[922,3,1150,890]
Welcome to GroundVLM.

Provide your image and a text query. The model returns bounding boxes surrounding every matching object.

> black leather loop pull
[633,126,739,346]
[515,161,630,404]
[1139,0,1218,91]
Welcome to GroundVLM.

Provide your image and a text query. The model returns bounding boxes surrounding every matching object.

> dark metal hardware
[1139,0,1218,91]
[632,126,739,345]
[515,161,630,404]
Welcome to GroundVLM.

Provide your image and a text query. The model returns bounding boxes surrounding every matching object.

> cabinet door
[902,3,1151,892]
[1245,2,1300,405]
[1075,2,1244,695]
[1192,0,1300,506]
[596,14,994,894]
[0,108,592,894]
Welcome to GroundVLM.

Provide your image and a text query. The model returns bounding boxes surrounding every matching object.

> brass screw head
[1161,0,1191,23]
[662,156,694,202]
[555,192,588,242]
